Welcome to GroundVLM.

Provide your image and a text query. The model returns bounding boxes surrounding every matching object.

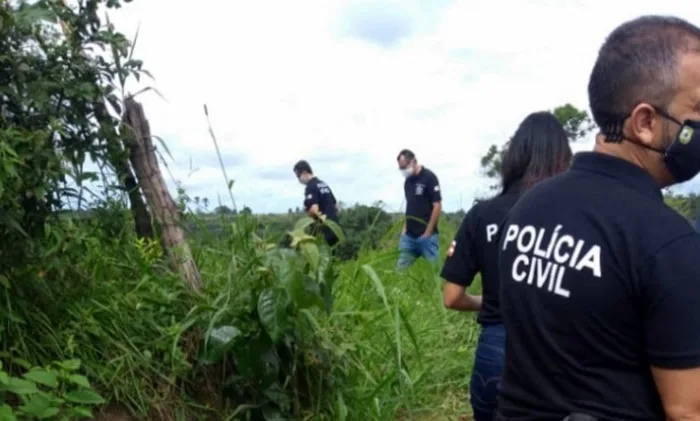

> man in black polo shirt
[497,16,700,421]
[293,160,340,247]
[396,149,442,269]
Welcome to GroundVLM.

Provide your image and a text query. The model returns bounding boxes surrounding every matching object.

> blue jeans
[396,233,439,269]
[470,324,506,421]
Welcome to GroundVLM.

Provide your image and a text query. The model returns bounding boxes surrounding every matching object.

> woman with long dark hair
[440,111,572,420]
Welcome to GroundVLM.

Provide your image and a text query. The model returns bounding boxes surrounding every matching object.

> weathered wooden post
[123,98,202,290]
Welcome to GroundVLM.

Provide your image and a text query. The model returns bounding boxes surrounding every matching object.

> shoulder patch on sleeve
[307,194,313,199]
[434,185,440,191]
[447,240,456,257]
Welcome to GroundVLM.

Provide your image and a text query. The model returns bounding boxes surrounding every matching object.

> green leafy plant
[0,359,105,420]
[192,217,347,420]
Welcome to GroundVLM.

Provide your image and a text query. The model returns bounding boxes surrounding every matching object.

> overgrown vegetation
[0,1,478,419]
[2,1,700,420]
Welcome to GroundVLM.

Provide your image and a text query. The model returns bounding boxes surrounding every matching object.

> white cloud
[105,0,700,213]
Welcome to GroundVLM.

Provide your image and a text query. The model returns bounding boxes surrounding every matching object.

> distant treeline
[59,192,700,262]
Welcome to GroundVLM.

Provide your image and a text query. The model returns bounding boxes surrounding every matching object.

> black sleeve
[644,233,700,369]
[440,207,479,287]
[426,171,442,203]
[304,183,319,209]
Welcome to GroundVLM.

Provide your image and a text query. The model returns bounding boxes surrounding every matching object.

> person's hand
[420,230,433,239]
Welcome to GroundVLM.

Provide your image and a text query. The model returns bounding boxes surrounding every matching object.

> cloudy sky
[106,0,700,214]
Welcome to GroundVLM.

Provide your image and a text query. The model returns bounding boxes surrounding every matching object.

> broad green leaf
[257,288,290,342]
[66,374,91,388]
[18,393,54,418]
[199,325,242,365]
[324,219,345,243]
[36,407,59,418]
[287,274,323,310]
[262,383,290,409]
[5,378,39,395]
[12,359,31,370]
[69,406,94,418]
[64,389,106,405]
[0,404,16,421]
[289,232,316,248]
[293,216,316,232]
[23,370,57,388]
[298,241,320,270]
[263,248,301,285]
[56,359,81,372]
[0,207,28,238]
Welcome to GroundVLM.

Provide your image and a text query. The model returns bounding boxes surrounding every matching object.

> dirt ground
[94,404,135,421]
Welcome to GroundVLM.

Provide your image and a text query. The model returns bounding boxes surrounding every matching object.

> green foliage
[333,205,395,260]
[0,197,359,419]
[191,218,347,420]
[0,358,105,420]
[664,191,700,222]
[202,205,398,262]
[553,103,596,141]
[0,0,146,273]
[2,0,367,419]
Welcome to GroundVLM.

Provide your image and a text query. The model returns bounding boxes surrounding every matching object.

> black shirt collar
[571,152,663,201]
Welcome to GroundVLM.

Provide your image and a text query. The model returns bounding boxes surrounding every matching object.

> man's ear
[628,103,659,147]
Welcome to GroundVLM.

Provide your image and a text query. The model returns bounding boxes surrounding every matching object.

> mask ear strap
[651,106,684,127]
[601,120,626,142]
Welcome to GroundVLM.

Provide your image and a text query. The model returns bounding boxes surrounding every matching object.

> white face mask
[400,167,414,178]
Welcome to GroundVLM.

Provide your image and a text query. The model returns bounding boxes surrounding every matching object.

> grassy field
[37,210,482,421]
[179,214,483,420]
[331,245,482,420]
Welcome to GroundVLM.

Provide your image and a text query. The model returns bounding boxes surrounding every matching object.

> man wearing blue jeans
[396,149,442,269]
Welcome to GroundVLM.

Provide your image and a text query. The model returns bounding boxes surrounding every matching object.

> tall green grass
[328,221,482,420]
[1,198,482,420]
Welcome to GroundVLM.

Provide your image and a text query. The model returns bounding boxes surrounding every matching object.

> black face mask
[629,110,700,183]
